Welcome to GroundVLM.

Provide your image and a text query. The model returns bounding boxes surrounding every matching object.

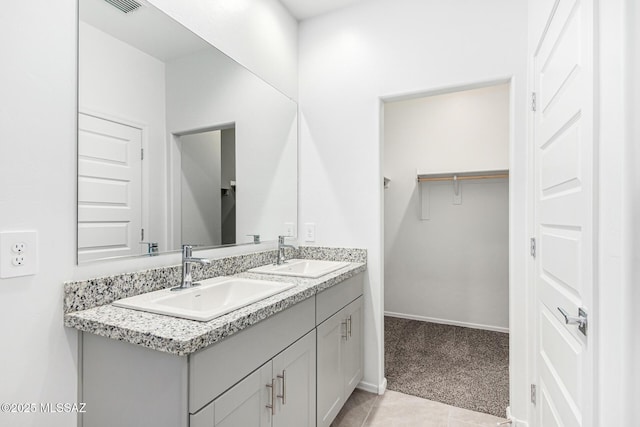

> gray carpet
[384,316,509,417]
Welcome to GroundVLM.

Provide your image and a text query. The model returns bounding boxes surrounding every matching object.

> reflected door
[78,113,143,262]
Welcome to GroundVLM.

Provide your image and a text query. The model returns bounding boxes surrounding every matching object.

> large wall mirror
[77,0,297,263]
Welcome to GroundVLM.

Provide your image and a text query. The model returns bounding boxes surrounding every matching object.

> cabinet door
[190,402,214,427]
[343,296,363,398]
[316,308,347,427]
[214,362,272,427]
[272,331,316,427]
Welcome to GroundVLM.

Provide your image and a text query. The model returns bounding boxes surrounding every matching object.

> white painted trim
[384,311,509,334]
[506,406,529,427]
[357,377,387,395]
[380,76,512,103]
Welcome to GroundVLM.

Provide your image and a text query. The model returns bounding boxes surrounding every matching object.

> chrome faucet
[172,245,211,291]
[276,235,296,265]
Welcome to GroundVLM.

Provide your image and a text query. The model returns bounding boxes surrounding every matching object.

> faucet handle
[140,242,159,255]
[246,234,261,244]
[278,235,286,244]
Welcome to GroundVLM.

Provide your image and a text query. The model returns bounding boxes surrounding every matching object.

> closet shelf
[417,169,509,183]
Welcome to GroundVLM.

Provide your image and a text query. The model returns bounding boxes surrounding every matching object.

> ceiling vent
[103,0,142,13]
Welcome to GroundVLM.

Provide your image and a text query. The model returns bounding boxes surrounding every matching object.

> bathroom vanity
[64,248,365,427]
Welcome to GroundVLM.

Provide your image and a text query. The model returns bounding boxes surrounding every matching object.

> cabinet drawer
[315,273,363,325]
[189,297,315,413]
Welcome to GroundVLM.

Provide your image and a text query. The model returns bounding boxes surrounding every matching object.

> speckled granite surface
[64,249,283,314]
[64,247,366,356]
[297,246,366,263]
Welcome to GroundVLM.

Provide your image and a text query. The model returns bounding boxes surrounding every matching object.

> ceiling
[81,0,210,61]
[278,0,371,20]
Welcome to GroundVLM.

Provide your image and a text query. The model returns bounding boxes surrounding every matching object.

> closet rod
[417,172,509,182]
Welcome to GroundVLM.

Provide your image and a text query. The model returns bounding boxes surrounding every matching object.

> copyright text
[1,403,87,413]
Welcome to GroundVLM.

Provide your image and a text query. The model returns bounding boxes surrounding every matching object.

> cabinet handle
[341,319,349,340]
[348,315,352,338]
[277,370,286,404]
[266,378,276,415]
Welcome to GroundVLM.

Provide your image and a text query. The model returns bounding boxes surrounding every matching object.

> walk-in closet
[383,82,510,417]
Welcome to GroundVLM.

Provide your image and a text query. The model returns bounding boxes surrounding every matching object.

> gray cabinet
[316,296,364,427]
[80,272,363,427]
[191,331,316,427]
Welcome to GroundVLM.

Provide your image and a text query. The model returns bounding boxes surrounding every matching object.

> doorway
[173,126,237,248]
[381,81,511,417]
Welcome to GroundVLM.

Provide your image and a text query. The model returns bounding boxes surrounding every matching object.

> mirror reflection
[179,127,236,247]
[77,0,297,263]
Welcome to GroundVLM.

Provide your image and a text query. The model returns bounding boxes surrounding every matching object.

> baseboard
[378,377,387,394]
[357,377,387,395]
[506,406,529,427]
[384,311,509,334]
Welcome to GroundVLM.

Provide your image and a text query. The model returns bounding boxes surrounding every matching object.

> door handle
[266,378,276,415]
[277,370,286,405]
[557,307,588,336]
[341,319,349,340]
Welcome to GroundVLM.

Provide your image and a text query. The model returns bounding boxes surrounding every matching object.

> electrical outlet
[304,223,316,242]
[12,242,26,253]
[0,231,38,278]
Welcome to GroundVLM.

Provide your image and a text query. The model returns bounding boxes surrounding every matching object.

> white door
[532,0,594,425]
[78,113,143,262]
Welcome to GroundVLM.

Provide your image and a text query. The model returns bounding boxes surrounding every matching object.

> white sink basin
[112,276,295,322]
[249,259,349,278]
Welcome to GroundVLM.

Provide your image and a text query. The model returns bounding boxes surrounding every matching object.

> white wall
[149,0,298,100]
[298,0,529,417]
[0,1,297,426]
[0,2,78,426]
[384,84,509,331]
[387,84,510,174]
[79,22,167,253]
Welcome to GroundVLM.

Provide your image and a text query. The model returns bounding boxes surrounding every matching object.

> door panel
[273,331,316,427]
[540,381,564,427]
[214,362,272,427]
[78,113,143,261]
[540,229,580,296]
[316,311,345,427]
[532,0,594,425]
[540,308,581,401]
[343,297,363,397]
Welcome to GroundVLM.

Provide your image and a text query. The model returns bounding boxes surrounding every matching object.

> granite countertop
[64,260,366,356]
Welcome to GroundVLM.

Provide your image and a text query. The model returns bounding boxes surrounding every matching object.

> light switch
[284,222,296,238]
[304,223,316,242]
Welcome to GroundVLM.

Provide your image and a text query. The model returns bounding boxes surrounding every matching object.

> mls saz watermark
[1,402,87,413]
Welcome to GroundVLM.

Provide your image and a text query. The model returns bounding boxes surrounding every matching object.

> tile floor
[331,389,508,427]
